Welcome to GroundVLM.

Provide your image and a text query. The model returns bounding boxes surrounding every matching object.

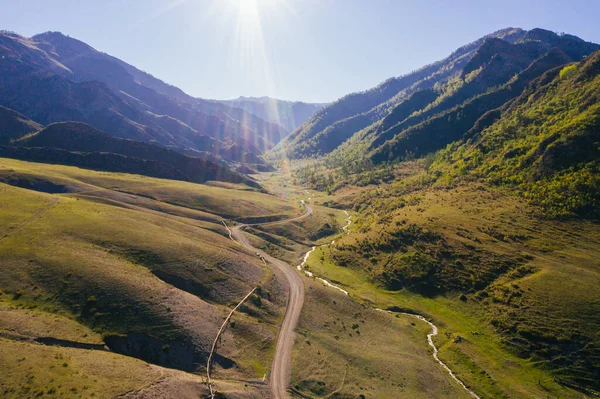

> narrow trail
[206,287,257,399]
[226,205,313,399]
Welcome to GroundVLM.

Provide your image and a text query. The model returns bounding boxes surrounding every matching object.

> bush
[559,64,578,79]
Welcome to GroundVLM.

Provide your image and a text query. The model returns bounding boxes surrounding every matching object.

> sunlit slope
[0,158,299,396]
[0,158,299,221]
[292,279,472,399]
[287,183,596,398]
[289,50,600,393]
[430,50,600,219]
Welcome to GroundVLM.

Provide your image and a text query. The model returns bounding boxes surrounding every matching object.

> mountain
[380,49,600,390]
[292,41,600,393]
[429,54,600,387]
[277,27,527,158]
[5,121,255,186]
[431,49,600,219]
[0,31,288,166]
[278,28,599,162]
[215,96,326,132]
[0,105,42,144]
[365,31,599,164]
[31,31,289,151]
[367,46,572,163]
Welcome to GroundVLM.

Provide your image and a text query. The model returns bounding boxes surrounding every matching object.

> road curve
[230,205,313,399]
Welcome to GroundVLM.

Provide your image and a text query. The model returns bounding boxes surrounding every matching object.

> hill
[0,31,287,166]
[278,28,599,162]
[292,48,600,394]
[0,157,300,397]
[11,122,256,187]
[430,49,600,219]
[0,106,42,144]
[366,31,598,164]
[276,27,527,158]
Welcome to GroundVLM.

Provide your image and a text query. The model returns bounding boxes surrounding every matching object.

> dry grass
[291,279,472,398]
[0,158,298,395]
[0,337,160,398]
[0,303,103,344]
[0,158,299,220]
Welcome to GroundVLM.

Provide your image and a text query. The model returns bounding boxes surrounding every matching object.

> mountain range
[0,23,599,397]
[277,28,599,166]
[0,30,324,177]
[214,96,326,132]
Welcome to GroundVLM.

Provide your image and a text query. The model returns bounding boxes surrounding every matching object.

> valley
[0,159,499,399]
[0,14,598,399]
[0,153,597,398]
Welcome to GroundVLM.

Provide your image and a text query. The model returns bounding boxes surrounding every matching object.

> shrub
[559,64,578,79]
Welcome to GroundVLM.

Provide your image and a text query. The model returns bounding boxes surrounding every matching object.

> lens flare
[220,0,292,128]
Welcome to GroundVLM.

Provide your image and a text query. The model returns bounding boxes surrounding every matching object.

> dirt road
[230,205,312,399]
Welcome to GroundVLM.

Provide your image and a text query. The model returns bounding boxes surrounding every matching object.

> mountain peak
[525,28,562,42]
[32,31,96,55]
[32,31,67,39]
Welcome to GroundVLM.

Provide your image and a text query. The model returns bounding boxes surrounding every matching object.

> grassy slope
[292,279,472,399]
[302,182,595,398]
[0,338,159,398]
[0,158,298,220]
[287,51,600,396]
[431,53,600,219]
[0,158,301,397]
[238,174,485,398]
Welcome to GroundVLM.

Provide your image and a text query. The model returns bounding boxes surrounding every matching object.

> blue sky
[1,0,598,102]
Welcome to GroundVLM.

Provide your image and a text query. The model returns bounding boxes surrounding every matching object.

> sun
[224,0,287,23]
[237,0,260,18]
[210,0,293,107]
[219,0,288,76]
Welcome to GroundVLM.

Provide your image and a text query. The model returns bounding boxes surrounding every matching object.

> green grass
[0,158,299,394]
[0,337,161,398]
[431,53,600,219]
[300,183,596,398]
[0,303,103,344]
[291,279,472,398]
[0,158,299,220]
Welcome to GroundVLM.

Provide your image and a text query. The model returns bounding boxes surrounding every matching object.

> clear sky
[1,0,598,103]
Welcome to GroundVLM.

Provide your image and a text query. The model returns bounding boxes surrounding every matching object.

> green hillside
[277,28,528,159]
[430,51,600,219]
[0,158,300,397]
[276,29,599,161]
[291,50,600,393]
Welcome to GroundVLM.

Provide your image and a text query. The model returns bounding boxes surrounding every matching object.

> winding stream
[301,192,480,399]
[376,309,481,399]
[297,196,350,295]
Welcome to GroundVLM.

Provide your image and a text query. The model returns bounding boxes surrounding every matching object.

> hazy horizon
[2,0,599,103]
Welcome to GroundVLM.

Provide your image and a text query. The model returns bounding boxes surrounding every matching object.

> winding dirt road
[229,205,313,399]
[227,202,480,399]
